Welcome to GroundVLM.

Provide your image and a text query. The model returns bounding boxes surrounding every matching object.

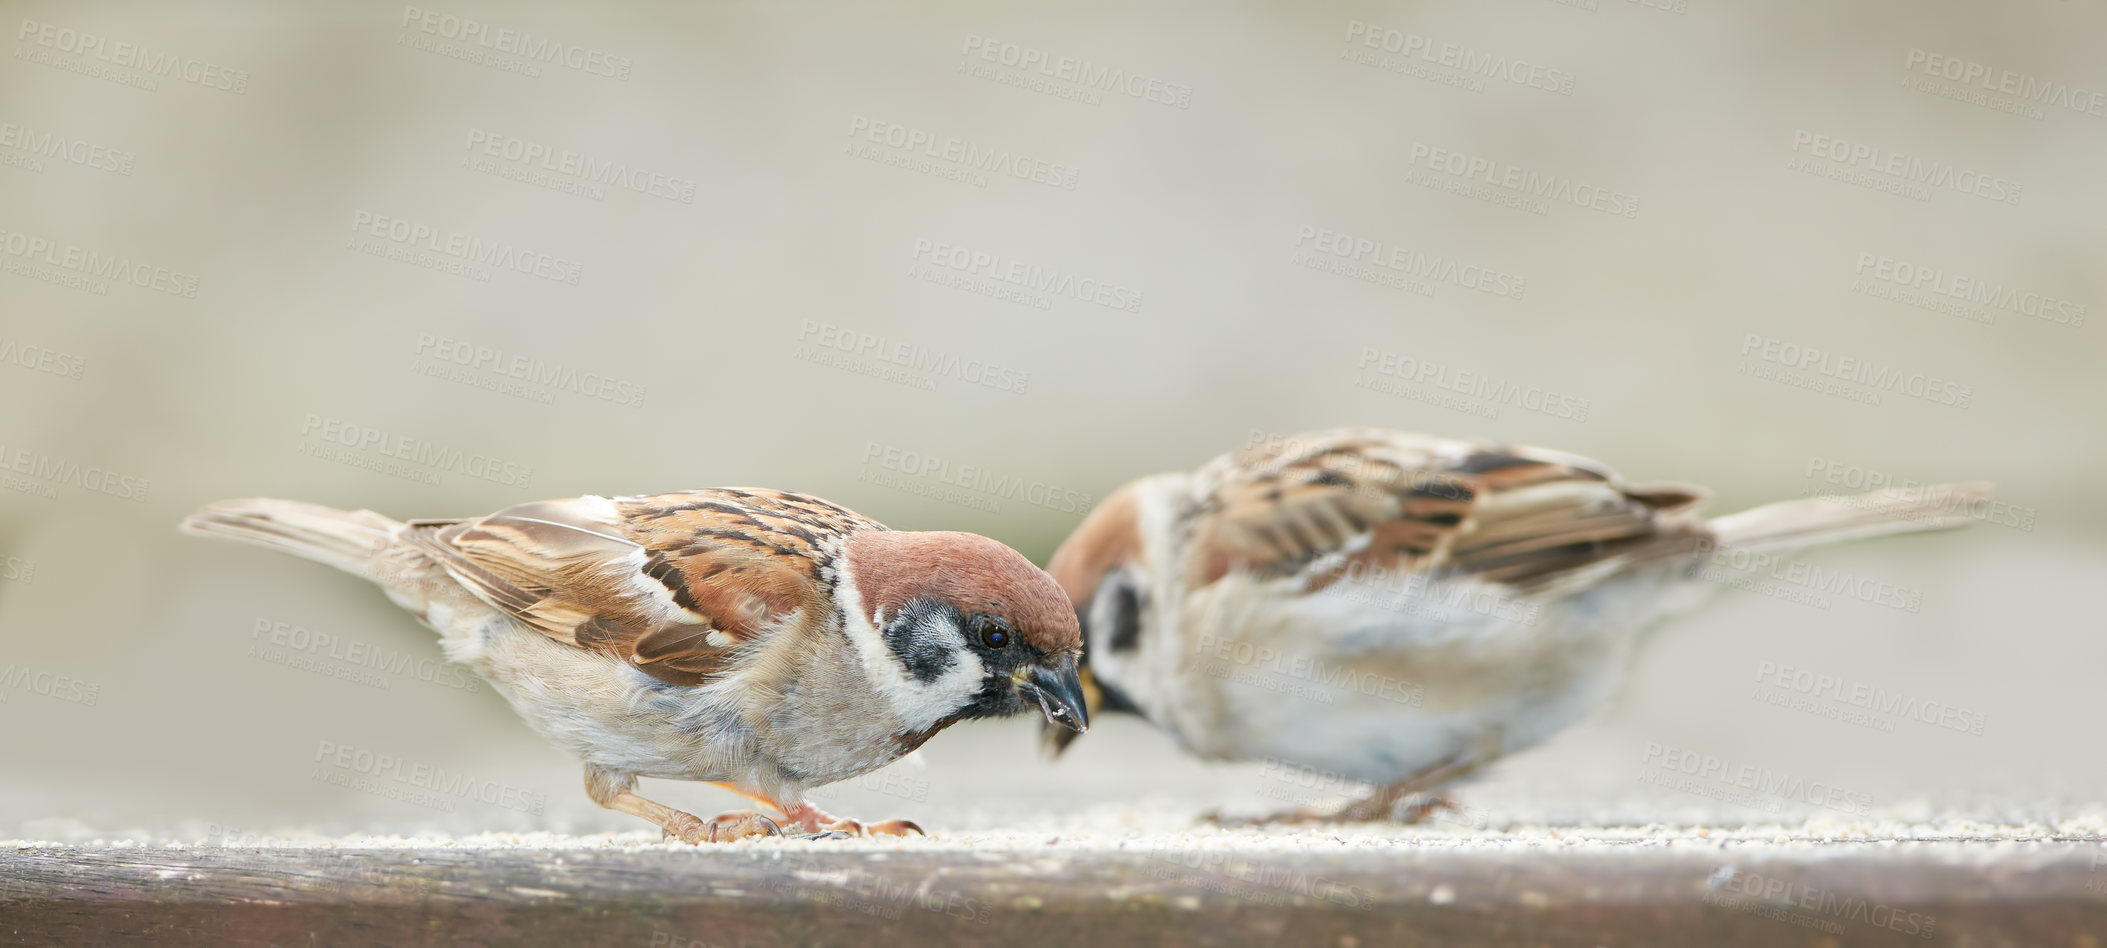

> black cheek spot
[1105,583,1142,654]
[884,598,960,684]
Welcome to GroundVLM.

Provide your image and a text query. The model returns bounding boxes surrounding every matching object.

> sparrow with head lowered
[1043,428,1987,823]
[183,487,1086,841]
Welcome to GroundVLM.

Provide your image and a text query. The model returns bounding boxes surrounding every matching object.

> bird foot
[778,803,925,837]
[1332,790,1457,823]
[1395,793,1458,825]
[1201,806,1325,828]
[1203,793,1458,827]
[863,819,926,837]
[660,810,782,844]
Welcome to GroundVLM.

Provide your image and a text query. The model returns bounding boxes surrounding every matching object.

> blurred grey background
[2,0,2102,839]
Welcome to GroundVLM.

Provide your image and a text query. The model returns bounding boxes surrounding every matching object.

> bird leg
[1326,754,1482,823]
[1213,731,1504,827]
[586,766,780,843]
[710,782,926,837]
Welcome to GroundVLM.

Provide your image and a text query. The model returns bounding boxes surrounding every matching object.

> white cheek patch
[835,560,988,732]
[1084,580,1136,694]
[900,616,988,726]
[1097,475,1185,702]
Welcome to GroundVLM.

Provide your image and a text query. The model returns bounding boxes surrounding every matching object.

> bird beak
[1038,663,1103,759]
[1015,661,1089,735]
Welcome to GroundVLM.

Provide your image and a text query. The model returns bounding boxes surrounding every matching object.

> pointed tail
[1706,481,1994,553]
[180,498,404,579]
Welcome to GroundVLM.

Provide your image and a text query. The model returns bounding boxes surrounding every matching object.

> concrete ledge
[6,832,2106,946]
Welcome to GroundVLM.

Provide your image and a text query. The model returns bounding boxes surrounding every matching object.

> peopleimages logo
[414,333,647,408]
[847,116,1080,191]
[0,339,85,379]
[1753,662,1986,736]
[1343,20,1575,95]
[1709,868,1937,939]
[1640,742,1873,816]
[462,129,695,204]
[297,413,534,489]
[909,238,1143,313]
[0,441,151,502]
[1294,225,1526,299]
[795,320,1030,395]
[1903,47,2104,119]
[1802,457,2035,531]
[0,122,137,175]
[251,618,481,693]
[312,740,546,814]
[0,664,99,706]
[959,34,1192,108]
[15,18,251,92]
[1406,144,1639,218]
[348,211,582,285]
[859,442,1092,515]
[398,7,632,79]
[0,227,199,297]
[1852,253,2083,327]
[1191,633,1427,708]
[1789,130,2022,204]
[1357,347,1590,421]
[1738,335,1973,408]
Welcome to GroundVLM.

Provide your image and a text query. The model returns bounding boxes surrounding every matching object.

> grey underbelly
[444,612,918,796]
[1192,655,1630,785]
[1158,569,1691,784]
[439,615,756,781]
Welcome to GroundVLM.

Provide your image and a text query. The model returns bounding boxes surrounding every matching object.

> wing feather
[1188,430,1708,597]
[404,489,883,686]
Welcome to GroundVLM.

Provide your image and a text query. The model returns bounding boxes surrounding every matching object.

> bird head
[839,530,1088,737]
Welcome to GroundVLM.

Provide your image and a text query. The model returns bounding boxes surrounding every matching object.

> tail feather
[180,498,404,579]
[1707,481,1993,553]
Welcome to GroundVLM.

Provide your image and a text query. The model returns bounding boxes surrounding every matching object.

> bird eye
[978,617,1009,649]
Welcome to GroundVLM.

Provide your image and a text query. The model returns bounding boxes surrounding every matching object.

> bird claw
[1202,806,1323,828]
[661,810,781,843]
[864,818,924,837]
[1201,793,1457,828]
[778,803,925,838]
[659,811,711,844]
[819,816,865,835]
[1397,793,1458,824]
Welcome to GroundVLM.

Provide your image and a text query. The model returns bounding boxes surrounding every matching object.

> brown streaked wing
[613,488,885,674]
[1187,432,1468,586]
[404,499,645,641]
[404,489,882,686]
[1186,432,1709,596]
[615,488,883,570]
